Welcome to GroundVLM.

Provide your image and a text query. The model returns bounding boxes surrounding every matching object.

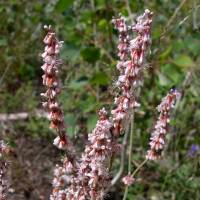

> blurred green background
[0,0,200,199]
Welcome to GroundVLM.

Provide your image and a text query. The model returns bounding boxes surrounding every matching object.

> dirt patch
[7,136,60,200]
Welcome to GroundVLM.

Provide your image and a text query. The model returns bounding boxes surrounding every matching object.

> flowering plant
[38,9,181,200]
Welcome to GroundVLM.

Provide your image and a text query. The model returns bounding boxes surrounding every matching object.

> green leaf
[69,80,88,90]
[78,95,98,113]
[194,110,200,121]
[173,55,194,68]
[96,0,106,9]
[98,19,107,30]
[0,38,7,46]
[87,114,98,132]
[190,178,200,189]
[18,65,36,80]
[90,72,109,85]
[172,40,185,52]
[80,10,94,23]
[159,46,172,60]
[184,37,200,56]
[152,27,162,39]
[161,64,182,84]
[65,113,76,136]
[158,73,170,86]
[81,47,100,63]
[56,0,74,12]
[61,44,80,62]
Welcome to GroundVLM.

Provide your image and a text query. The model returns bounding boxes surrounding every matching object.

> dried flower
[146,89,181,160]
[122,175,135,186]
[41,25,69,150]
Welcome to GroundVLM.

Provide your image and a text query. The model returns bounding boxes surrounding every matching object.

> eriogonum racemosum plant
[40,9,181,200]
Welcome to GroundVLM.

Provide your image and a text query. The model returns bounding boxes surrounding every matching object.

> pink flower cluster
[0,141,9,200]
[112,15,130,61]
[50,158,76,200]
[122,175,135,186]
[41,26,78,199]
[146,89,181,160]
[111,9,153,136]
[41,10,154,200]
[41,25,68,150]
[67,108,113,200]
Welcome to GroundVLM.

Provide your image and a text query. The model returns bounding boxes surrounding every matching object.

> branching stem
[123,159,148,200]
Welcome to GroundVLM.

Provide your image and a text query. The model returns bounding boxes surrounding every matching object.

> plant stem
[122,186,129,200]
[131,159,148,177]
[128,110,134,173]
[123,110,134,200]
[111,121,130,186]
[123,158,148,200]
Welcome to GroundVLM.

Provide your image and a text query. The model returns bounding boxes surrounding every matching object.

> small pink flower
[122,175,135,186]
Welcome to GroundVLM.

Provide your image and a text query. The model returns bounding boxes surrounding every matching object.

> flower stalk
[41,26,78,200]
[146,89,181,160]
[41,25,69,150]
[111,9,153,137]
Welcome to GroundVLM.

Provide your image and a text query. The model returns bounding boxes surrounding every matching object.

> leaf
[81,47,100,63]
[161,64,182,84]
[80,10,94,22]
[158,73,170,86]
[61,43,80,62]
[69,80,88,90]
[173,55,194,68]
[96,0,106,9]
[18,65,36,80]
[159,46,172,60]
[90,72,109,85]
[77,94,98,113]
[0,38,7,46]
[184,37,200,56]
[194,110,200,121]
[98,19,107,30]
[152,27,162,39]
[172,40,185,52]
[87,114,98,132]
[65,113,76,136]
[56,0,74,12]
